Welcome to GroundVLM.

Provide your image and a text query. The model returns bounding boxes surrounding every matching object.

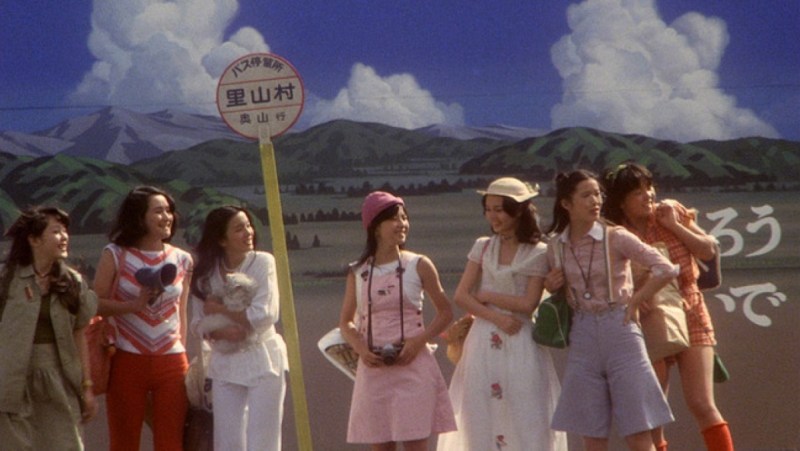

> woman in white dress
[437,177,567,451]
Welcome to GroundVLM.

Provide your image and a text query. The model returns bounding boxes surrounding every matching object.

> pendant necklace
[568,239,596,300]
[221,250,253,274]
[34,266,52,294]
[221,257,240,273]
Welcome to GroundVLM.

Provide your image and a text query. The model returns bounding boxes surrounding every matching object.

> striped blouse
[106,243,193,355]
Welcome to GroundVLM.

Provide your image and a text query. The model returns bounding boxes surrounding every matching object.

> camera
[372,343,404,365]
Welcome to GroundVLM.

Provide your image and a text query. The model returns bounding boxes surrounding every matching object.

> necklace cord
[366,256,405,351]
[569,239,596,300]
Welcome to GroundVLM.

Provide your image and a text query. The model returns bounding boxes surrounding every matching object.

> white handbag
[185,340,213,411]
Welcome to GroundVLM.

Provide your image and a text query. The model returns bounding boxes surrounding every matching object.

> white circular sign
[216,53,304,139]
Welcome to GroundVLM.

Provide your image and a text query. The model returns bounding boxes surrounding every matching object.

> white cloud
[304,63,465,129]
[70,2,461,130]
[550,0,779,141]
[68,0,268,115]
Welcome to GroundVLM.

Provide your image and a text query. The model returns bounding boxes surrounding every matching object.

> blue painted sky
[1,0,798,141]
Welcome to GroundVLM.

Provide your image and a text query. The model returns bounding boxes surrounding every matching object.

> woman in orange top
[603,162,733,451]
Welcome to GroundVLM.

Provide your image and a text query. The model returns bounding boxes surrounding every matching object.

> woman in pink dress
[338,191,456,450]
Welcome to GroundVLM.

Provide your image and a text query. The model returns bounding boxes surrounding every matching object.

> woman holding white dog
[190,205,288,451]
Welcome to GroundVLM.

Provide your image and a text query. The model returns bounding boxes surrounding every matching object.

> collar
[559,221,605,243]
[19,265,36,279]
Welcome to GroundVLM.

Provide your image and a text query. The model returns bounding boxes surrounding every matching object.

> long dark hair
[109,186,178,247]
[482,195,542,244]
[190,206,258,300]
[602,162,654,224]
[356,203,407,267]
[1,207,80,314]
[545,169,600,235]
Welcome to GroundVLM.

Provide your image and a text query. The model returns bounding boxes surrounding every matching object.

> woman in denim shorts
[532,170,678,451]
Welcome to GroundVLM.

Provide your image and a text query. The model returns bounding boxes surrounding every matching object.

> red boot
[702,422,734,451]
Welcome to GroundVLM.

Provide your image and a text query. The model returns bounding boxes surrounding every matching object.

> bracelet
[82,379,94,389]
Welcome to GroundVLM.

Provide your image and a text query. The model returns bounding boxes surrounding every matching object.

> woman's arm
[626,269,675,324]
[476,274,544,316]
[615,228,680,322]
[454,259,523,336]
[94,249,150,317]
[202,296,251,327]
[246,253,280,331]
[338,271,382,368]
[656,201,717,260]
[395,256,453,366]
[179,269,191,347]
[72,326,98,423]
[533,245,568,298]
[203,255,276,341]
[201,296,248,342]
[188,294,204,339]
[417,256,453,340]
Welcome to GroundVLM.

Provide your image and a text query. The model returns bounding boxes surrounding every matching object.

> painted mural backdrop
[2,1,798,449]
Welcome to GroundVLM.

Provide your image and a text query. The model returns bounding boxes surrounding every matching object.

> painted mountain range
[1,107,798,238]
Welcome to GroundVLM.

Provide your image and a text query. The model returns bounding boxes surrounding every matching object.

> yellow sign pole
[258,126,313,450]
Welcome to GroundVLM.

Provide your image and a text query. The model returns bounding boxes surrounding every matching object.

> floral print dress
[437,236,567,451]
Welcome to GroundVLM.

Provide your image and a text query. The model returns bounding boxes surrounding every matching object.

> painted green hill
[0,153,32,180]
[0,187,20,237]
[272,119,502,170]
[458,127,796,188]
[0,153,243,241]
[691,137,800,182]
[129,139,270,186]
[1,154,142,233]
[130,120,506,185]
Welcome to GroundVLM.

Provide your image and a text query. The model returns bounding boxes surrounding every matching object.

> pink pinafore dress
[346,253,455,443]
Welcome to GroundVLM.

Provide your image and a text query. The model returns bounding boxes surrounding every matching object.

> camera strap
[366,254,405,351]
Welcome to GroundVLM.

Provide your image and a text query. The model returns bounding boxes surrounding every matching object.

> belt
[574,302,625,316]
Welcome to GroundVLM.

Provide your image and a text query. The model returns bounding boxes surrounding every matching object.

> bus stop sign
[216,52,304,139]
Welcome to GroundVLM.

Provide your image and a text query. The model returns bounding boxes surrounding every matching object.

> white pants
[212,373,286,451]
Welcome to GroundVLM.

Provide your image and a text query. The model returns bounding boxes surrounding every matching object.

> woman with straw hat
[438,177,567,451]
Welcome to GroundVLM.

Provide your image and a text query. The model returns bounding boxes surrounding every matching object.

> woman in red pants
[95,186,193,451]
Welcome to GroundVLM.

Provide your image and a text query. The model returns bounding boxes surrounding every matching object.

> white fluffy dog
[197,272,257,354]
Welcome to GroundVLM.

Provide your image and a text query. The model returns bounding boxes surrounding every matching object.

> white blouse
[190,251,288,386]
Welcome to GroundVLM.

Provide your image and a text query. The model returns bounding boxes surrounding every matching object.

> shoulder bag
[86,248,125,395]
[444,314,473,364]
[696,240,722,291]
[685,206,722,291]
[85,316,117,395]
[532,240,572,348]
[635,242,690,362]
